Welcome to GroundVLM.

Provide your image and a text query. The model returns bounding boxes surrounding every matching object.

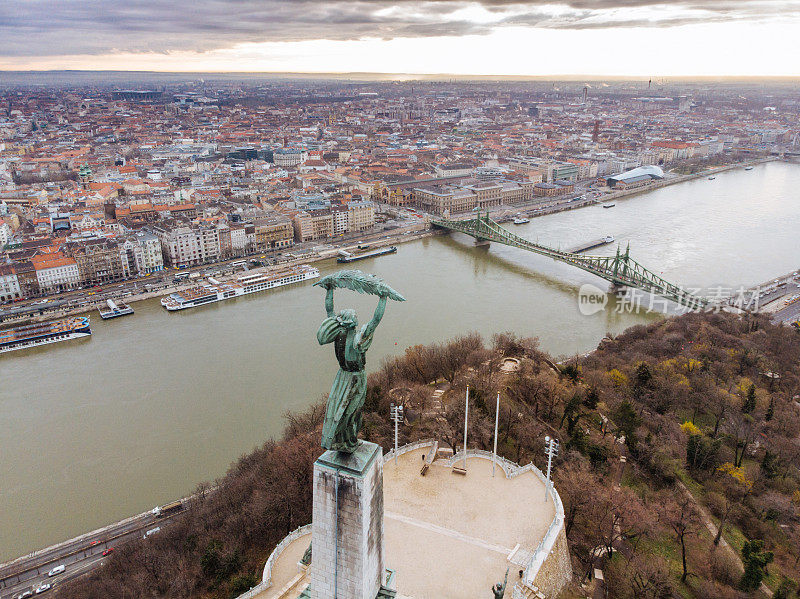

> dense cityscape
[0,79,797,319]
[2,1,800,598]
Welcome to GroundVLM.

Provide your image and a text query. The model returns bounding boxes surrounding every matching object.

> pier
[565,237,615,253]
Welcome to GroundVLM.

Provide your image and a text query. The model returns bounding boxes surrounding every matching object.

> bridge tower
[609,243,631,292]
[472,209,491,246]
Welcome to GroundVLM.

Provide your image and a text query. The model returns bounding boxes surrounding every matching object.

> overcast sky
[1,0,798,75]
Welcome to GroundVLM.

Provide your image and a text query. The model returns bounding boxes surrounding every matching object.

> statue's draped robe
[317,315,374,453]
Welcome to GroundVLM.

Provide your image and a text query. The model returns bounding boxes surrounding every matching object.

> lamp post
[390,403,404,465]
[544,436,559,502]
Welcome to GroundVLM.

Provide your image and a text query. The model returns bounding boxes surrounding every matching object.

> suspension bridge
[431,211,710,310]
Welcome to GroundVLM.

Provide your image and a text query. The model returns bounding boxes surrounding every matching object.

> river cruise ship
[160,265,319,311]
[0,316,91,354]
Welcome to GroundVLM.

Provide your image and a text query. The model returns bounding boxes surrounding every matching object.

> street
[0,509,179,599]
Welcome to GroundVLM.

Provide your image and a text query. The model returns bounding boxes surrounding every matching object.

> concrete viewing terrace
[248,444,558,599]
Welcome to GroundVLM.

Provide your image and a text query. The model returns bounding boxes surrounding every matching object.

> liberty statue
[314,270,405,454]
[492,568,509,598]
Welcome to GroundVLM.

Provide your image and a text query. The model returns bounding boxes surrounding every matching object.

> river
[1,161,798,559]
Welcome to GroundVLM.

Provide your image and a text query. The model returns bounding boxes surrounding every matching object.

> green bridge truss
[431,212,709,310]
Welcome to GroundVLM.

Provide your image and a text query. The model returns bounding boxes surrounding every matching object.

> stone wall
[532,527,572,598]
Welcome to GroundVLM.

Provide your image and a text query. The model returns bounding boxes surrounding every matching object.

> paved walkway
[384,511,513,555]
[676,480,773,598]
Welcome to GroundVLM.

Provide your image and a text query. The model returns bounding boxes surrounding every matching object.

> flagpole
[463,385,469,471]
[492,392,500,477]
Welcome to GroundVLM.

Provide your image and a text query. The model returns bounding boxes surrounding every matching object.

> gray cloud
[0,0,795,57]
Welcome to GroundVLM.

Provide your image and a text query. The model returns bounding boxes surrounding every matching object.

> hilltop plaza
[243,442,571,599]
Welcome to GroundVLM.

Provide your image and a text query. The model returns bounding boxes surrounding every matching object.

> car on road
[31,299,49,305]
[16,590,33,599]
[47,565,65,577]
[35,583,51,594]
[102,547,114,556]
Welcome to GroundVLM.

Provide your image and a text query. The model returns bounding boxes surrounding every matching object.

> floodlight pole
[463,386,469,470]
[390,403,403,465]
[544,436,558,502]
[492,392,500,477]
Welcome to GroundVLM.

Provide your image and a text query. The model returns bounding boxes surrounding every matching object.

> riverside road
[0,508,180,599]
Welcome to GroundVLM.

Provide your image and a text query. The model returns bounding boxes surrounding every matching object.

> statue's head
[336,309,358,329]
[494,583,502,592]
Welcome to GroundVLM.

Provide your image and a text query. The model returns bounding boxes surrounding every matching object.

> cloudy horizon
[1,0,799,75]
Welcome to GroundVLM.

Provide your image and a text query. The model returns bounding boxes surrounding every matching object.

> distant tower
[592,120,600,143]
[78,165,92,190]
[583,86,588,104]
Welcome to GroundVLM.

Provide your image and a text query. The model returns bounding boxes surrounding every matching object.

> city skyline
[2,0,800,76]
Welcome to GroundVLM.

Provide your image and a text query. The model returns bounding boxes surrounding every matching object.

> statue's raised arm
[313,270,404,454]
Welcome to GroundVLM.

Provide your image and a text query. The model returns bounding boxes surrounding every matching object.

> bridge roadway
[0,508,180,599]
[433,212,710,310]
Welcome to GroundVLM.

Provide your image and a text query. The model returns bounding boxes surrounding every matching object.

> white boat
[708,176,716,180]
[99,299,134,320]
[602,235,615,243]
[513,217,530,225]
[745,166,754,171]
[160,265,320,311]
[602,203,616,208]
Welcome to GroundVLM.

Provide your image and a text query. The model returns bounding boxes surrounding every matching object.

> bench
[451,465,467,475]
[419,441,438,476]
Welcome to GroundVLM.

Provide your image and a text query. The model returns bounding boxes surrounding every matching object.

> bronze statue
[314,270,404,454]
[492,568,509,598]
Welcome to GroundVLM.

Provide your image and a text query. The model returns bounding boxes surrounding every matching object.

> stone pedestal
[311,441,385,599]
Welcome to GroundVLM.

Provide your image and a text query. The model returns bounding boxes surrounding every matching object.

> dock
[566,237,615,253]
[337,246,397,263]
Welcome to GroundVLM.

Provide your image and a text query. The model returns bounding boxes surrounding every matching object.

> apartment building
[292,210,333,242]
[0,264,21,302]
[31,253,80,293]
[273,147,309,167]
[252,215,294,250]
[69,238,125,285]
[347,201,375,233]
[120,231,164,275]
[153,223,220,267]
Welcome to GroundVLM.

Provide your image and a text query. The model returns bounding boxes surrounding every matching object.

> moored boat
[337,246,397,263]
[160,264,319,311]
[99,299,134,320]
[512,217,530,225]
[0,316,91,354]
[602,203,616,208]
